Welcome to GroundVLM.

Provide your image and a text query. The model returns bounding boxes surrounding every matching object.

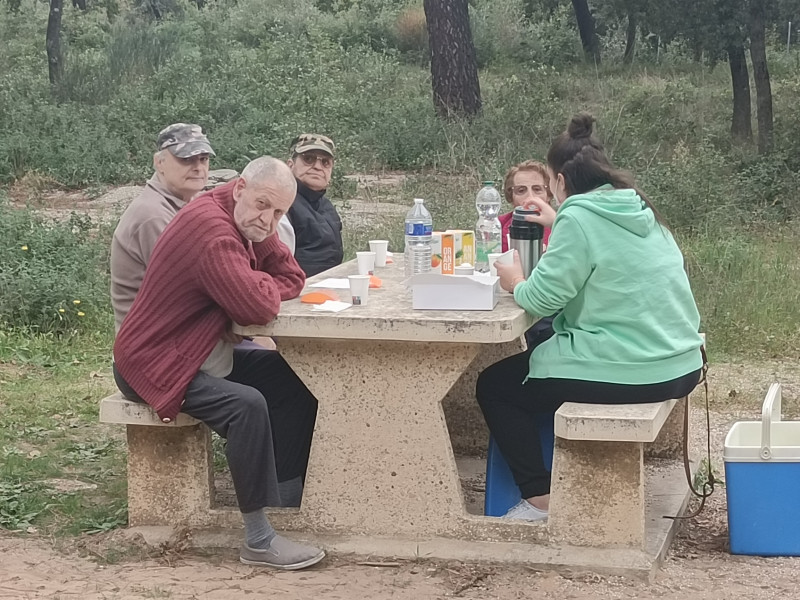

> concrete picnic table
[232,255,548,554]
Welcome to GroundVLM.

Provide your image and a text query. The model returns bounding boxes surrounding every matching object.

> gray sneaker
[240,536,325,570]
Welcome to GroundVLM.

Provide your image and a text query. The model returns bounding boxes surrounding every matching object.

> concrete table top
[233,256,533,343]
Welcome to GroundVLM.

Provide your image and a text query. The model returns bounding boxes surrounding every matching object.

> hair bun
[567,112,595,139]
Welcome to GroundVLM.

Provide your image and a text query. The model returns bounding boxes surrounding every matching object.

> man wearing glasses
[286,134,343,277]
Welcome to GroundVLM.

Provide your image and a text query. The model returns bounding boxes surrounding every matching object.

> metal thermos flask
[509,207,544,279]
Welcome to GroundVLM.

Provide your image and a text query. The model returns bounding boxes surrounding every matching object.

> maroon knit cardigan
[113,181,305,421]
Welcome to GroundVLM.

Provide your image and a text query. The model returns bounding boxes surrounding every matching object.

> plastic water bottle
[404,198,433,278]
[475,181,502,273]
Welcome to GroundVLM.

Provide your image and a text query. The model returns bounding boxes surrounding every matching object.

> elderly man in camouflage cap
[285,133,343,277]
[110,123,215,331]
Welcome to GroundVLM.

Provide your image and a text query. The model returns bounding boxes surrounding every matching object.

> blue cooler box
[724,383,800,556]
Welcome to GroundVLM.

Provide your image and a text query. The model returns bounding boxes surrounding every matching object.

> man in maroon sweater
[113,157,324,570]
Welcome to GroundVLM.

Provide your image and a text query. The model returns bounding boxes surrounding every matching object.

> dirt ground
[1,490,798,600]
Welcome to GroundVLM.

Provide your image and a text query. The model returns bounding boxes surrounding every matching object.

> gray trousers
[114,347,317,513]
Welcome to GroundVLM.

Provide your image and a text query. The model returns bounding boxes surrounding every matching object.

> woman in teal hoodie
[477,112,704,522]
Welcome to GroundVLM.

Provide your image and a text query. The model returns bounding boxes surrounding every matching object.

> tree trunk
[571,0,601,65]
[727,44,752,143]
[749,1,774,153]
[423,0,482,118]
[46,0,64,86]
[623,9,636,64]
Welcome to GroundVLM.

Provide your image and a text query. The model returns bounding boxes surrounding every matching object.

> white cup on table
[348,275,370,306]
[369,240,389,267]
[356,251,376,276]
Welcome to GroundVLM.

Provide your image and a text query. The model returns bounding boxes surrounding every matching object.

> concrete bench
[99,392,214,527]
[548,396,688,550]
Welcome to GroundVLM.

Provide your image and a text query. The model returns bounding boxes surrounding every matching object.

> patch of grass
[211,433,227,473]
[0,331,125,537]
[681,225,800,360]
[59,498,128,536]
[0,480,47,530]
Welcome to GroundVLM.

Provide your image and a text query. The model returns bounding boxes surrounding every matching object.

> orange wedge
[369,276,382,289]
[301,290,339,304]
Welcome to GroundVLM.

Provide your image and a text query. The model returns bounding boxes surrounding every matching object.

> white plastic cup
[454,264,474,276]
[356,251,376,275]
[348,275,370,306]
[369,240,389,267]
[488,253,503,277]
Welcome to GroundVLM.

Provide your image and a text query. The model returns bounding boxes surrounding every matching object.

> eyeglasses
[299,153,333,169]
[510,184,548,197]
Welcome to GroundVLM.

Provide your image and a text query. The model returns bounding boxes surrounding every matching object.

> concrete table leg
[127,423,214,527]
[549,438,645,549]
[442,338,525,456]
[274,338,480,537]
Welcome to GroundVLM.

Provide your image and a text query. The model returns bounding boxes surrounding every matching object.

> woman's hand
[496,250,526,293]
[521,196,557,229]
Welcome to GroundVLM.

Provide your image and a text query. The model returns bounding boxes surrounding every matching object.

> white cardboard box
[407,273,499,310]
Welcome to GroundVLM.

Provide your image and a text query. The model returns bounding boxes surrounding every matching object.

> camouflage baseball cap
[156,123,215,158]
[291,133,336,157]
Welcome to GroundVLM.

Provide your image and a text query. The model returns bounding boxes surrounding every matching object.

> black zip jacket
[288,179,344,277]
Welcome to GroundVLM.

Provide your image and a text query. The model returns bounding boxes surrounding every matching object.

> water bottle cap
[414,198,424,203]
[482,181,495,187]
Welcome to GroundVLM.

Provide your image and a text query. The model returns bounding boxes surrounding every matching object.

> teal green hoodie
[514,185,703,385]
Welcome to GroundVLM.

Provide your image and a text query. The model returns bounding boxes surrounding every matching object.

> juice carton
[447,230,475,267]
[431,232,455,274]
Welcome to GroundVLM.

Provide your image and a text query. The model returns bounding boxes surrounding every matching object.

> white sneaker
[502,500,549,522]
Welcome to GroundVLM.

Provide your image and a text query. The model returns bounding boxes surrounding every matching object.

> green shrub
[392,4,427,59]
[0,198,113,336]
[471,1,581,67]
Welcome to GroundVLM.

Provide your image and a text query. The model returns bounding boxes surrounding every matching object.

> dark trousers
[476,347,701,498]
[114,348,317,513]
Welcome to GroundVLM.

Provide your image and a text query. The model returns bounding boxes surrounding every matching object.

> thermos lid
[509,207,544,239]
[511,207,541,221]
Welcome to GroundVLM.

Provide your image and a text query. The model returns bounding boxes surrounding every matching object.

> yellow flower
[58,308,65,313]
[21,245,28,251]
[73,300,81,305]
[77,311,85,317]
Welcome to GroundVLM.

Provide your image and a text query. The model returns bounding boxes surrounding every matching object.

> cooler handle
[760,383,782,460]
